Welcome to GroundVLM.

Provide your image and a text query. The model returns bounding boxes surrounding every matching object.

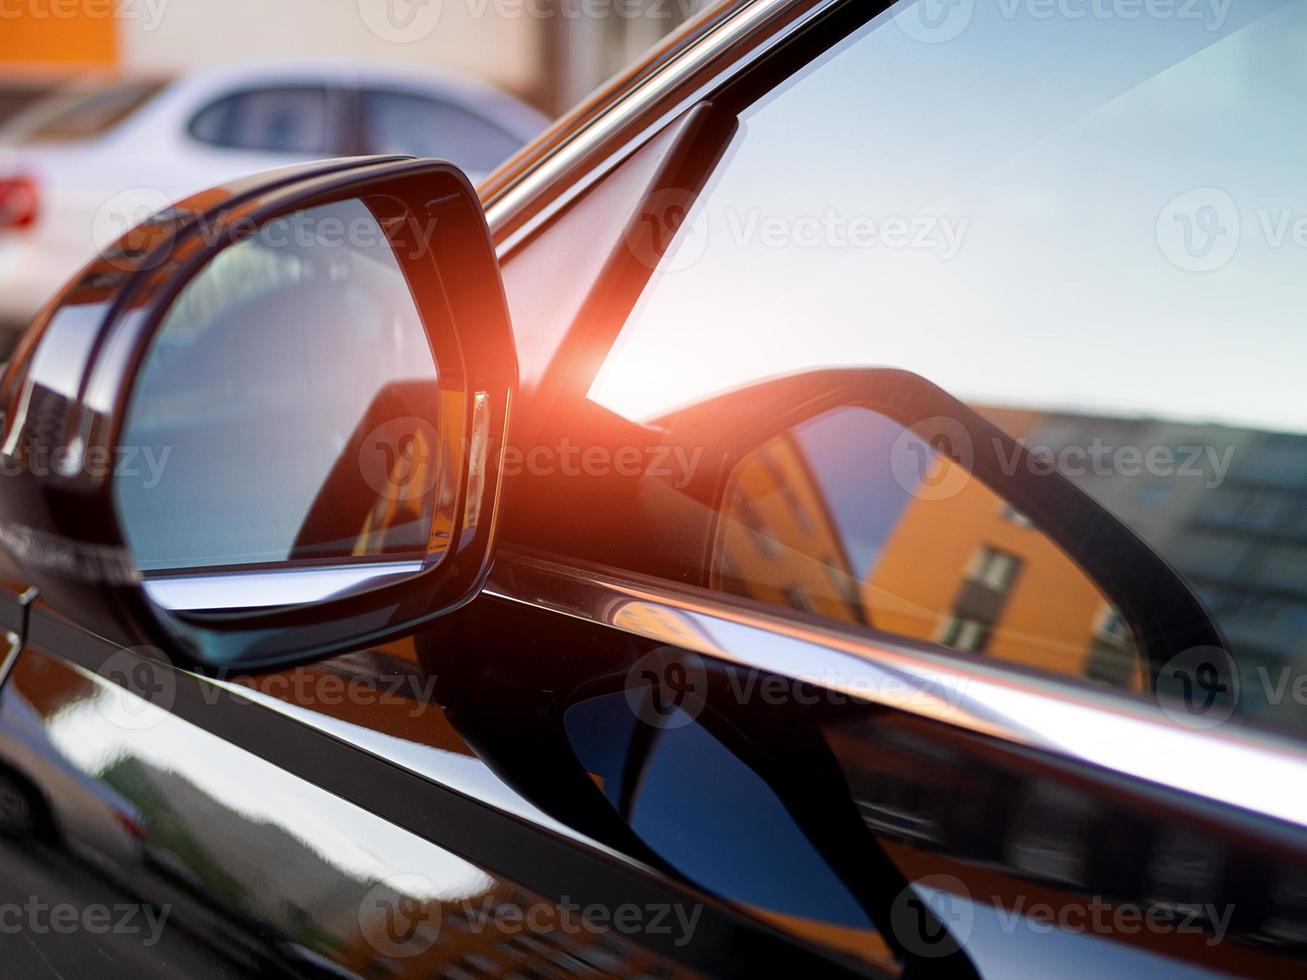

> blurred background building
[0,0,710,350]
[0,0,708,118]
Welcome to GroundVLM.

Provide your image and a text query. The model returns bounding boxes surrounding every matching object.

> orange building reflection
[712,407,1141,690]
[713,430,866,627]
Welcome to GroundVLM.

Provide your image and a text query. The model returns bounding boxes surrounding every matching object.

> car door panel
[466,553,1307,976]
[0,641,722,978]
[0,600,875,978]
[174,547,1307,976]
[7,553,1307,977]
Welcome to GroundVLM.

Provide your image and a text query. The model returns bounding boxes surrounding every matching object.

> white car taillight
[0,176,37,230]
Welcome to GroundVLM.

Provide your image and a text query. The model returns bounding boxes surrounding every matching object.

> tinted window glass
[0,83,62,130]
[359,89,521,172]
[19,81,166,143]
[571,0,1307,734]
[189,86,331,154]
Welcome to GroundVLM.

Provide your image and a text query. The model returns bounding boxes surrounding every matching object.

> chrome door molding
[143,561,426,611]
[483,0,845,251]
[16,621,854,977]
[206,671,617,850]
[0,630,21,689]
[487,549,1307,835]
[0,586,35,690]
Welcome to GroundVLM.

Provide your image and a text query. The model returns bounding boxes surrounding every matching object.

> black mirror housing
[0,156,516,671]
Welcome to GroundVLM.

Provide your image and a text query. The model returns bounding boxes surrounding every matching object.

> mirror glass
[116,198,452,584]
[712,406,1141,689]
[564,688,889,965]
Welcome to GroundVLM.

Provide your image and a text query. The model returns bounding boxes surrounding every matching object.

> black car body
[0,1,1305,977]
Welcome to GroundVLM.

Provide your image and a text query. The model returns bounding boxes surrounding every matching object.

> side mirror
[0,156,516,670]
[650,368,1225,689]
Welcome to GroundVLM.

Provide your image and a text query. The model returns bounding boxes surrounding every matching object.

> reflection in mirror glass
[713,407,1141,689]
[117,198,445,573]
[564,690,892,968]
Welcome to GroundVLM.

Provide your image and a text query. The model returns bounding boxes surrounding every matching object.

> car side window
[528,0,1307,737]
[15,81,165,142]
[188,86,333,155]
[358,89,521,172]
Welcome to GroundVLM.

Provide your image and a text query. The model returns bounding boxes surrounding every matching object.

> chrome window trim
[488,550,1307,833]
[204,672,624,854]
[0,587,35,690]
[0,630,21,690]
[144,561,425,611]
[484,0,842,251]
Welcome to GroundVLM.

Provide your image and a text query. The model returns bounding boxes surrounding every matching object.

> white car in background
[0,60,548,351]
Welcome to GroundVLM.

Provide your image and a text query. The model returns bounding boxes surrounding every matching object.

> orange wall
[865,463,1111,677]
[0,7,117,68]
[714,432,863,625]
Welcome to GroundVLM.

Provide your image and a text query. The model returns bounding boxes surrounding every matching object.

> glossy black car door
[5,1,1307,979]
